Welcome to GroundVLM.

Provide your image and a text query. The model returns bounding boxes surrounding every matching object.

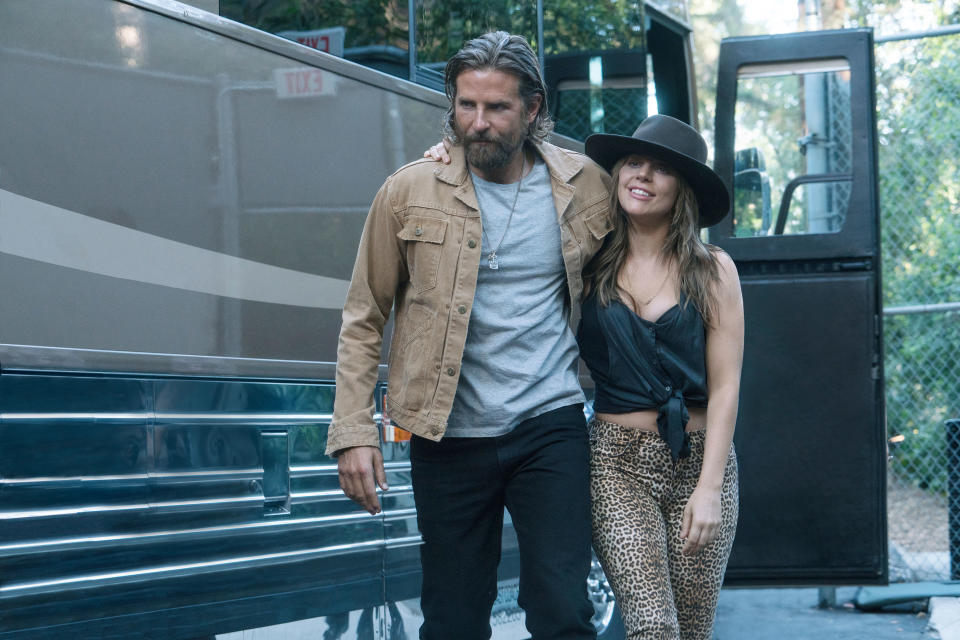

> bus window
[222,1,696,138]
[553,72,647,140]
[732,58,853,237]
[220,0,411,79]
[645,6,693,123]
[543,1,647,139]
[412,0,539,87]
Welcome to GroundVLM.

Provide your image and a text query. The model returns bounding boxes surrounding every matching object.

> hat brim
[585,133,731,228]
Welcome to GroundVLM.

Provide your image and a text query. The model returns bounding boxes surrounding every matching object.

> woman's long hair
[584,157,723,327]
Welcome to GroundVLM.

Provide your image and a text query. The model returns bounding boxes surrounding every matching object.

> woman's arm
[680,249,745,555]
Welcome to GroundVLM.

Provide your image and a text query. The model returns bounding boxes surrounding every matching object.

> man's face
[453,69,539,178]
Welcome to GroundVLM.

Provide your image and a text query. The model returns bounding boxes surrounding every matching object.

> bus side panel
[0,0,440,371]
[0,0,448,637]
[0,374,386,638]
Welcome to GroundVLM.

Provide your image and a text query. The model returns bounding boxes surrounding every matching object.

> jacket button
[414,225,423,236]
[431,427,440,436]
[446,367,455,376]
[458,305,467,314]
[665,385,672,393]
[467,239,477,248]
[435,363,441,370]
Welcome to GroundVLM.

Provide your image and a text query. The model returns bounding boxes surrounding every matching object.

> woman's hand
[680,485,723,555]
[423,138,453,164]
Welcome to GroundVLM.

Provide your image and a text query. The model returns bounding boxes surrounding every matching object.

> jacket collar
[433,139,585,189]
[434,144,479,212]
[534,139,584,184]
[433,143,471,188]
[433,139,585,218]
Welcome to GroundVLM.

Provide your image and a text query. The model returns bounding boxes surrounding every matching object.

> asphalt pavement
[714,587,938,639]
[217,586,944,639]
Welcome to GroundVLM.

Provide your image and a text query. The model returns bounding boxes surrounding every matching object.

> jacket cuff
[325,406,381,458]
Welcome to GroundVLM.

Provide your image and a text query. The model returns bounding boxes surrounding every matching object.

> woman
[580,114,743,639]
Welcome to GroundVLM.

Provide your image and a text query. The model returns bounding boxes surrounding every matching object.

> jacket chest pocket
[398,215,448,293]
[583,207,613,244]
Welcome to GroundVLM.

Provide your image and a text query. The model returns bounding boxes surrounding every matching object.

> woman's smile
[618,154,678,220]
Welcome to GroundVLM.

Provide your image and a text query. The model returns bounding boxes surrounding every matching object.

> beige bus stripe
[0,188,349,309]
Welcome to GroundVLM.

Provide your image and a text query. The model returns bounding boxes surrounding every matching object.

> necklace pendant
[487,252,499,270]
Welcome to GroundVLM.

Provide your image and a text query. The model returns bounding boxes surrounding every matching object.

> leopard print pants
[589,419,739,640]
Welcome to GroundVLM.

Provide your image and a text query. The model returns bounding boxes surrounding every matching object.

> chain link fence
[876,27,960,582]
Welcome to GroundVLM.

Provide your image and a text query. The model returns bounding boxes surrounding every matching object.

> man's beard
[461,122,527,173]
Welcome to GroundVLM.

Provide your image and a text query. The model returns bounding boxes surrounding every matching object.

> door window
[732,58,853,237]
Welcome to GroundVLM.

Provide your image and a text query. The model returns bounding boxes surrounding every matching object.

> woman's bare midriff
[595,406,707,433]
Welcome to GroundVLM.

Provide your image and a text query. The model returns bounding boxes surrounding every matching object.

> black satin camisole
[577,291,708,461]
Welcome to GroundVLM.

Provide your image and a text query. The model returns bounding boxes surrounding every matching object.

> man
[327,31,612,639]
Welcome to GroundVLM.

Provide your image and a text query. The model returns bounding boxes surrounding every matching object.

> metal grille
[826,72,852,232]
[554,86,646,140]
[877,29,960,582]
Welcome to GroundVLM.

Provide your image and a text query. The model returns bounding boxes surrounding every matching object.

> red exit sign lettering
[273,68,336,98]
[277,27,345,58]
[295,35,330,51]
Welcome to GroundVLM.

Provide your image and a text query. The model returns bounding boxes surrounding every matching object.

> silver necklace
[481,154,525,270]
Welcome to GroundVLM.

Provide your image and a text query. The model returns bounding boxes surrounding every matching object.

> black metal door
[710,29,886,585]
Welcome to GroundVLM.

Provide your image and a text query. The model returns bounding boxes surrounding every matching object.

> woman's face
[617,154,679,224]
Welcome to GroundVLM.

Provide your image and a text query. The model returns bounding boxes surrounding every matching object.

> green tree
[414,0,538,64]
[220,0,409,50]
[688,0,754,141]
[875,32,960,490]
[543,0,644,54]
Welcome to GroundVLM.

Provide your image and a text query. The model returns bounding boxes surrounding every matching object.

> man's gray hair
[443,31,554,143]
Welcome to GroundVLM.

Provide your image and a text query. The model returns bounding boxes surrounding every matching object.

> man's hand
[337,445,388,515]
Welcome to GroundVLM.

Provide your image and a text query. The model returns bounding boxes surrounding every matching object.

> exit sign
[277,27,345,57]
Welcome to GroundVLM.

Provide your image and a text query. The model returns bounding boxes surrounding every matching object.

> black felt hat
[585,115,730,227]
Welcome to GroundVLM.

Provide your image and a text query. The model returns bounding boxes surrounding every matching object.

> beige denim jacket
[325,140,613,457]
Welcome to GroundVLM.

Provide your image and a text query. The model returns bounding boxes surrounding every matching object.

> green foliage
[414,0,645,63]
[877,35,960,308]
[688,0,756,135]
[219,0,409,49]
[220,0,647,76]
[884,313,959,493]
[543,0,645,54]
[877,33,960,493]
[415,0,538,64]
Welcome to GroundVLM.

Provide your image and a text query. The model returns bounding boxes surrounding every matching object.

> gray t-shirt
[445,156,585,437]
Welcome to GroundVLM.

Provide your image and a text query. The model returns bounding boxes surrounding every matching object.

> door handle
[261,430,290,515]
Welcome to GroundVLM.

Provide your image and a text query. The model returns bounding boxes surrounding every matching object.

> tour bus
[0,1,885,638]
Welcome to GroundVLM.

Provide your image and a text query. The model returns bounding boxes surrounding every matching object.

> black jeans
[410,403,596,640]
